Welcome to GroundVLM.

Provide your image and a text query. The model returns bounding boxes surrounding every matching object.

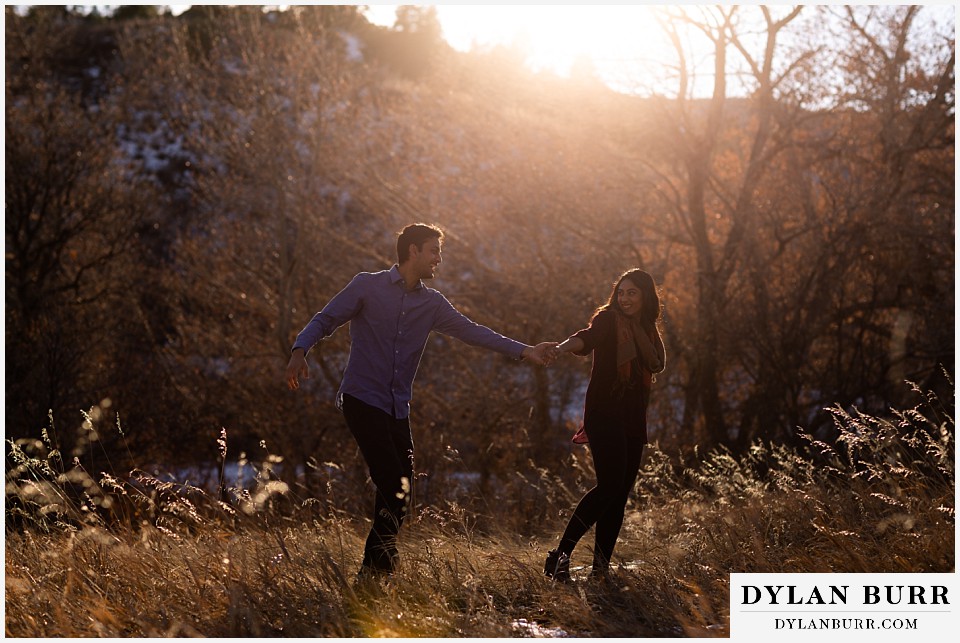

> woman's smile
[617,278,642,317]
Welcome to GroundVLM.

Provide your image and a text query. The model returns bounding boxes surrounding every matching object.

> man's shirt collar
[389,264,423,291]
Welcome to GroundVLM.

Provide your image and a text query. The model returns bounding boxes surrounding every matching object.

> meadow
[6,8,953,637]
[5,383,953,637]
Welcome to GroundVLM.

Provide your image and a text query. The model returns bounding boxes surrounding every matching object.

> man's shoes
[543,549,571,582]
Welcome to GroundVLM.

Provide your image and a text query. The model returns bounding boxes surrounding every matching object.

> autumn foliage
[4,5,954,637]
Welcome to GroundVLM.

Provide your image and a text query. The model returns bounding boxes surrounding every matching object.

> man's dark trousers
[341,393,414,573]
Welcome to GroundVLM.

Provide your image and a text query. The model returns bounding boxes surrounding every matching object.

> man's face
[411,237,442,280]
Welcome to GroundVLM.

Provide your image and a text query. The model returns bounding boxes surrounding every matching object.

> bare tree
[622,5,953,451]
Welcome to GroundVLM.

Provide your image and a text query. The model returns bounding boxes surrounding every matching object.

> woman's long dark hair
[599,269,662,332]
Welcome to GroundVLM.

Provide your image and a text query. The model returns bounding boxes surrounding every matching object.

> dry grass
[4,513,725,637]
[5,384,953,637]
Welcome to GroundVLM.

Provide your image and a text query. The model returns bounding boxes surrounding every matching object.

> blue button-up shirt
[292,265,528,418]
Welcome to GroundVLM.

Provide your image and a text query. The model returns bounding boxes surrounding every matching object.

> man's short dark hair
[397,223,443,263]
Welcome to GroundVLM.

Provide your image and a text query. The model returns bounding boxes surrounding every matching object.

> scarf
[615,311,649,386]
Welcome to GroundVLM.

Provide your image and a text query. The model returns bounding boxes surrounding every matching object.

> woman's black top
[571,308,652,442]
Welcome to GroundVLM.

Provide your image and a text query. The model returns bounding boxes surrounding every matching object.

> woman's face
[617,278,643,318]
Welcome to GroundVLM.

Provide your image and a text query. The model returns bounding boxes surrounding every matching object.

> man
[285,223,555,579]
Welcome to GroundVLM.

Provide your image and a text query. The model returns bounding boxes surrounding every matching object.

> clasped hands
[522,341,565,367]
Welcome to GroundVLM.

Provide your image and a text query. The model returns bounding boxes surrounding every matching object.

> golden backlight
[365,4,667,81]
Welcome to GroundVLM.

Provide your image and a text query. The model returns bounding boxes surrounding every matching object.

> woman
[544,269,665,581]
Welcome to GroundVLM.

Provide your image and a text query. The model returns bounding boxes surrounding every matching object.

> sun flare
[443,6,660,73]
[366,5,667,82]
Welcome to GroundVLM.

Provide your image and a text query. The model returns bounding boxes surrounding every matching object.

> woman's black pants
[341,394,414,574]
[557,421,645,570]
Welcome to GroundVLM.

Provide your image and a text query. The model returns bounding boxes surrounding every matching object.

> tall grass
[5,384,953,637]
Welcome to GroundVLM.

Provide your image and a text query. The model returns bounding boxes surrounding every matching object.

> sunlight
[365,5,670,83]
[439,5,663,76]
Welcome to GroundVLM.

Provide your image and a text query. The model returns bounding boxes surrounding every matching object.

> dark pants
[341,394,414,573]
[557,420,645,570]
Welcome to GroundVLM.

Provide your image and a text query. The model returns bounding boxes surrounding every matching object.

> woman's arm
[548,309,612,360]
[546,336,584,362]
[556,336,586,355]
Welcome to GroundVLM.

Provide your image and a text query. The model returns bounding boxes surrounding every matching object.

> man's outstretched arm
[433,295,558,364]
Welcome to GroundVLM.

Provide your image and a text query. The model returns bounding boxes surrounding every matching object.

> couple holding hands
[285,223,665,583]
